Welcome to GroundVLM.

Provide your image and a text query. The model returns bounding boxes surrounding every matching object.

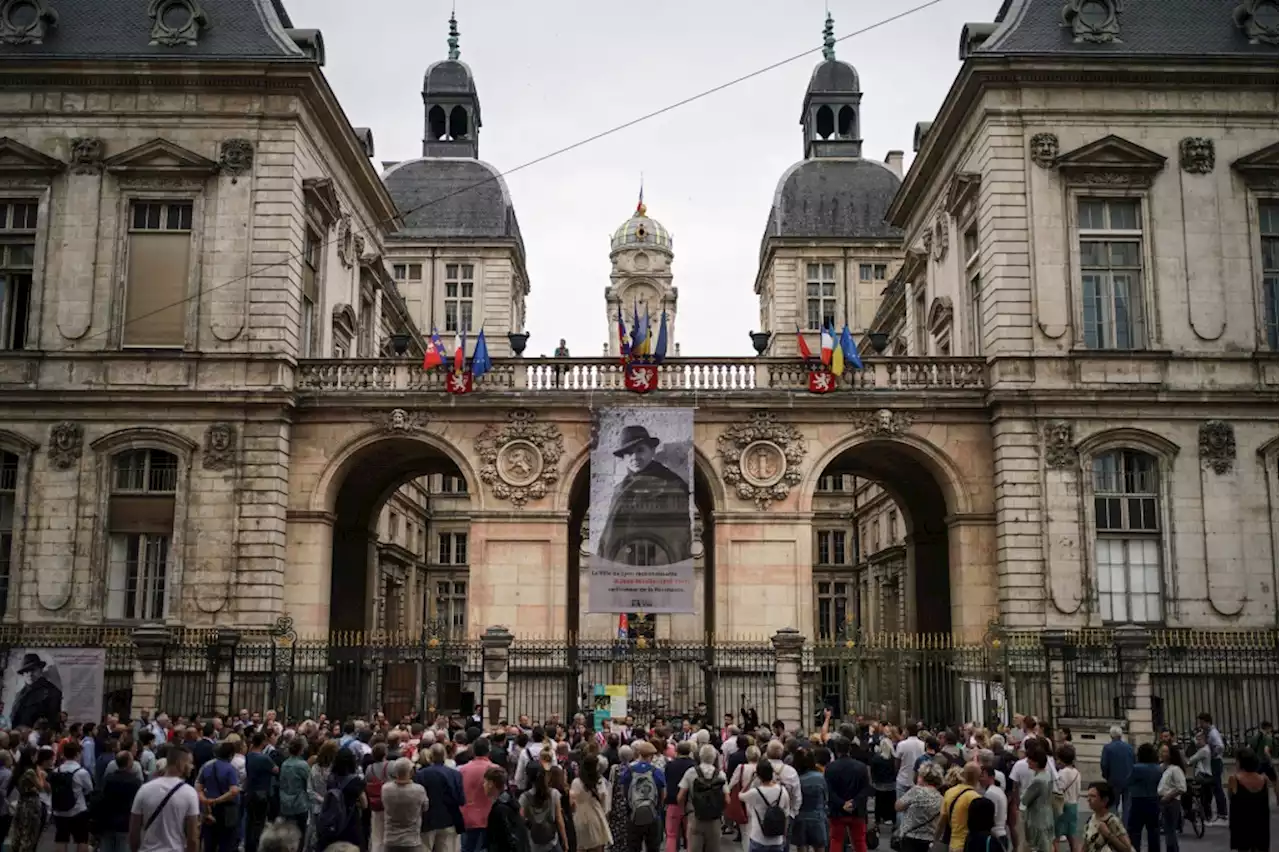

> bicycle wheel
[1190,804,1206,838]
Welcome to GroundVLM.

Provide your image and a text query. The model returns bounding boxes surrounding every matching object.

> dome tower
[604,194,676,357]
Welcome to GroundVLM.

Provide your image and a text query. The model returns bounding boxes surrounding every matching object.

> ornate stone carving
[336,214,355,268]
[1235,0,1279,44]
[353,234,366,259]
[218,138,254,181]
[475,410,564,507]
[148,0,207,46]
[1029,133,1060,168]
[0,0,57,45]
[850,408,914,438]
[1042,420,1077,469]
[376,408,428,433]
[920,228,933,258]
[716,412,806,510]
[47,421,82,470]
[1061,0,1123,43]
[932,217,949,261]
[1179,137,1215,174]
[69,137,105,175]
[202,423,238,471]
[1199,420,1236,475]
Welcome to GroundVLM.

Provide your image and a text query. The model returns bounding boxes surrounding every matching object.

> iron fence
[508,638,776,725]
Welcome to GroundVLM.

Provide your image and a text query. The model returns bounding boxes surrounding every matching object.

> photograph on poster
[0,647,106,728]
[588,407,695,613]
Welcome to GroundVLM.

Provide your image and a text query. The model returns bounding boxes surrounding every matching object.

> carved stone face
[877,409,893,432]
[391,409,407,429]
[1046,422,1071,448]
[53,428,76,450]
[209,427,231,451]
[1029,133,1059,168]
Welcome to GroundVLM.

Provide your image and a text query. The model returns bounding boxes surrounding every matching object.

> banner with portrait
[588,407,696,613]
[0,647,106,729]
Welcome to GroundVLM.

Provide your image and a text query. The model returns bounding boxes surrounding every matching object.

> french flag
[820,323,835,366]
[453,328,467,373]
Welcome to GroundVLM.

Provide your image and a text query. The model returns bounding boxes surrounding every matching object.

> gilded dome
[611,205,672,254]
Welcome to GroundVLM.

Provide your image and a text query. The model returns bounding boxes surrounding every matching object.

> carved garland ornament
[375,408,429,433]
[336,214,355,268]
[1029,133,1059,169]
[850,408,915,438]
[202,423,238,471]
[47,421,83,470]
[69,137,105,175]
[1061,0,1123,44]
[1198,420,1236,475]
[932,217,949,262]
[148,0,207,46]
[1042,420,1078,469]
[1179,137,1215,175]
[475,409,564,507]
[716,412,806,510]
[219,138,254,181]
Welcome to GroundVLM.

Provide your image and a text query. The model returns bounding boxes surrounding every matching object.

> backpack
[50,765,83,813]
[689,766,725,821]
[524,794,558,845]
[365,762,386,813]
[755,787,787,839]
[628,767,660,827]
[314,777,354,848]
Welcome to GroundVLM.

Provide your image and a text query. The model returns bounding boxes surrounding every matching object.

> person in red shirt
[457,736,495,852]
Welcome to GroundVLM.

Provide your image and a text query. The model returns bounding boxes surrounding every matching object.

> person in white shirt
[739,759,790,851]
[51,740,94,852]
[893,723,926,834]
[979,762,1009,849]
[130,744,199,852]
[752,741,801,818]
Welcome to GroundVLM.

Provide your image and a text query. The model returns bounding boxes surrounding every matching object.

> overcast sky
[302,0,998,357]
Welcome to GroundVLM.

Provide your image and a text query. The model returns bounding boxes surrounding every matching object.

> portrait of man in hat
[596,422,692,565]
[9,652,62,730]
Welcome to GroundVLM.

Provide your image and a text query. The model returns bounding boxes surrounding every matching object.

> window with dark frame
[816,530,847,566]
[1260,199,1278,351]
[123,201,194,348]
[0,200,37,351]
[1092,449,1163,624]
[444,263,474,333]
[0,450,15,617]
[805,262,837,330]
[437,531,468,566]
[815,577,852,640]
[301,227,321,358]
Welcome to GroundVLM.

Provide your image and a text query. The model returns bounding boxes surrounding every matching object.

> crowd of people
[0,704,1268,852]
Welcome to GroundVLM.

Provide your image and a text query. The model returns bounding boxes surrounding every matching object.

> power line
[53,0,951,352]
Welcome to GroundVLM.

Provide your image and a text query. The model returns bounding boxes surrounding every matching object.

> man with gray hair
[381,757,427,852]
[1100,724,1134,820]
[760,739,802,817]
[676,744,727,852]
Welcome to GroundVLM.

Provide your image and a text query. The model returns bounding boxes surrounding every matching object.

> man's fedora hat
[16,653,46,675]
[614,425,661,457]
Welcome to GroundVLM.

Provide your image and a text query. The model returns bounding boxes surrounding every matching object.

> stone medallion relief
[475,409,564,507]
[716,412,806,509]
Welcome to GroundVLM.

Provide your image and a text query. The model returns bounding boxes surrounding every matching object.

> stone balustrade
[295,356,988,393]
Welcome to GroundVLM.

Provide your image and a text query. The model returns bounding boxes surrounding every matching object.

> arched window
[448,106,469,140]
[427,105,448,140]
[837,105,855,138]
[107,449,178,621]
[815,105,835,140]
[1092,448,1163,624]
[0,451,16,616]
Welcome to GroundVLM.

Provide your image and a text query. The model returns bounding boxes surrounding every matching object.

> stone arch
[0,429,37,453]
[1075,426,1180,463]
[90,427,198,456]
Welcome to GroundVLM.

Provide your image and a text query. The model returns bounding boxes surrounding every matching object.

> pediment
[332,303,356,334]
[0,137,65,176]
[303,177,341,226]
[944,172,981,216]
[104,138,218,177]
[1055,134,1167,187]
[927,296,954,334]
[1231,142,1278,191]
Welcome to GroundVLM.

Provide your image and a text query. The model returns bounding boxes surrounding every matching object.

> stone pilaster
[481,626,514,727]
[212,628,240,715]
[1041,630,1069,726]
[771,627,805,733]
[1115,625,1154,743]
[131,625,169,719]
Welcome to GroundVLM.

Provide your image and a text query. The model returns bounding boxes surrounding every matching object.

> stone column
[212,628,240,716]
[131,625,169,719]
[481,626,514,728]
[772,627,805,732]
[1041,630,1069,725]
[1115,625,1154,743]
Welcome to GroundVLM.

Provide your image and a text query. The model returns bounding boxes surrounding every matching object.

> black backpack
[315,777,354,848]
[50,766,82,813]
[755,787,787,838]
[689,766,725,821]
[525,795,557,845]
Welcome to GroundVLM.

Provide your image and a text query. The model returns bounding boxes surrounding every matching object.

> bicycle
[1182,778,1206,839]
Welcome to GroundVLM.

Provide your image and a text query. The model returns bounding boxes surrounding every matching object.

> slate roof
[806,59,860,93]
[763,158,903,245]
[0,0,307,61]
[382,158,524,252]
[981,0,1278,57]
[424,59,478,95]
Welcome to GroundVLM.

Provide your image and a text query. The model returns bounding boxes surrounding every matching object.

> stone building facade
[0,0,1274,692]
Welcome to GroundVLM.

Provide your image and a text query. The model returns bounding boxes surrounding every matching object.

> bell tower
[802,13,863,160]
[604,194,677,357]
[422,13,481,159]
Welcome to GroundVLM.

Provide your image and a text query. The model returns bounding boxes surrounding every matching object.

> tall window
[440,474,467,494]
[964,226,982,355]
[887,509,898,544]
[300,228,320,357]
[1079,198,1144,350]
[816,530,847,565]
[913,291,928,355]
[437,531,468,566]
[388,511,400,544]
[805,263,837,330]
[1260,199,1278,351]
[444,263,474,333]
[815,577,852,640]
[358,294,374,357]
[1092,449,1163,624]
[870,520,881,553]
[123,201,193,348]
[0,200,36,351]
[432,577,467,635]
[0,451,16,616]
[107,449,178,621]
